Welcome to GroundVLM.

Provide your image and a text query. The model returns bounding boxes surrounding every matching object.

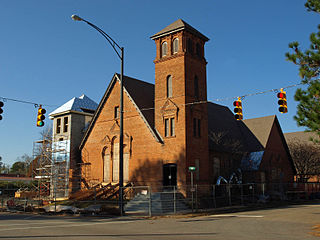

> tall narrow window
[165,118,169,137]
[161,41,167,57]
[194,76,199,99]
[63,117,69,133]
[56,118,61,134]
[173,38,179,54]
[193,118,197,137]
[170,118,175,136]
[166,75,172,98]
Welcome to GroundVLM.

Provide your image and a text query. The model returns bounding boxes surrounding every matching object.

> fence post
[228,184,231,206]
[212,185,216,208]
[240,184,244,205]
[148,186,152,217]
[252,184,255,203]
[173,186,176,214]
[195,184,198,212]
[24,197,27,212]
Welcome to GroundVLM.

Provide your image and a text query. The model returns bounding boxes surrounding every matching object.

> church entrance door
[163,163,177,186]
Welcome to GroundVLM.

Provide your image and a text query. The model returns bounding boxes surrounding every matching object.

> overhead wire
[0,78,318,113]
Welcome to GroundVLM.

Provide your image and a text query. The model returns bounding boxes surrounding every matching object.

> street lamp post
[71,15,124,215]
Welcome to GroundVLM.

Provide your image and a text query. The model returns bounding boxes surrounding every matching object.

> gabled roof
[49,94,98,118]
[79,73,162,150]
[242,115,276,148]
[150,19,209,41]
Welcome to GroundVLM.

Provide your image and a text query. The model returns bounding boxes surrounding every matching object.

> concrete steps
[124,191,189,215]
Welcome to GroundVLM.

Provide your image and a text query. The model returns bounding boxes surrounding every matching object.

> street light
[71,14,125,215]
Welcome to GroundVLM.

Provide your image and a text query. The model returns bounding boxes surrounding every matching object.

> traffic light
[0,101,3,120]
[37,105,46,127]
[233,97,243,120]
[277,88,288,113]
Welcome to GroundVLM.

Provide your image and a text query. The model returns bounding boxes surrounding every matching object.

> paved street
[0,204,319,239]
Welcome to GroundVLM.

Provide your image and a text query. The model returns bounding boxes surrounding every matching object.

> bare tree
[208,131,243,154]
[288,140,320,182]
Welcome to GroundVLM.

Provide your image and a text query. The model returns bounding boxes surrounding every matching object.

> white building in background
[49,94,98,198]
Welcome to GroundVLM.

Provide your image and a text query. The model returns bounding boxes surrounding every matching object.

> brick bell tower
[151,19,210,185]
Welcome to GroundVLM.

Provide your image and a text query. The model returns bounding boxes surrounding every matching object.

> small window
[114,106,120,119]
[59,138,64,141]
[187,38,193,54]
[196,43,201,57]
[56,118,61,134]
[165,118,169,137]
[165,117,175,137]
[194,76,199,99]
[166,75,172,98]
[63,117,68,133]
[161,41,168,57]
[198,119,201,137]
[170,118,175,136]
[173,38,179,54]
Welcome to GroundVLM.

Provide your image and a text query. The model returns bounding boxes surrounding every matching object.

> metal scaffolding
[32,136,70,200]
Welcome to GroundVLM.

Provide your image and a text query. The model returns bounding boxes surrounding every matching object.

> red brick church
[78,19,295,190]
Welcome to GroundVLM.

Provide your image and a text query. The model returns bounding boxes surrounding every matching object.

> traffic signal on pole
[233,97,243,120]
[0,101,3,121]
[37,105,46,127]
[277,88,288,113]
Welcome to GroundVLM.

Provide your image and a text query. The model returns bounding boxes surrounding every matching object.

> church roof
[49,94,98,118]
[242,115,276,148]
[79,74,162,150]
[208,104,295,172]
[150,19,209,41]
[207,102,263,153]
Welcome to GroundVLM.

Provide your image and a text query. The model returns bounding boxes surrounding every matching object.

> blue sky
[0,0,318,165]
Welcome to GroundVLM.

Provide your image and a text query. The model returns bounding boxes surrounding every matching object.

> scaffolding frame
[32,135,70,201]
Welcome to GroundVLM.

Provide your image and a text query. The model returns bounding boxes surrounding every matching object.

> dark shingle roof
[207,102,263,153]
[121,74,155,129]
[150,19,209,41]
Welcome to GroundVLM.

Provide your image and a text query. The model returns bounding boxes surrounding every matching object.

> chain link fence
[1,180,320,216]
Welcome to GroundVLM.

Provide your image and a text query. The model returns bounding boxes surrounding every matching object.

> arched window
[172,38,179,54]
[166,75,172,98]
[161,41,168,57]
[187,38,193,54]
[102,146,110,182]
[112,142,119,182]
[194,75,199,99]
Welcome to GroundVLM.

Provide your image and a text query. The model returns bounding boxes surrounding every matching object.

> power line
[0,78,318,111]
[0,96,57,108]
